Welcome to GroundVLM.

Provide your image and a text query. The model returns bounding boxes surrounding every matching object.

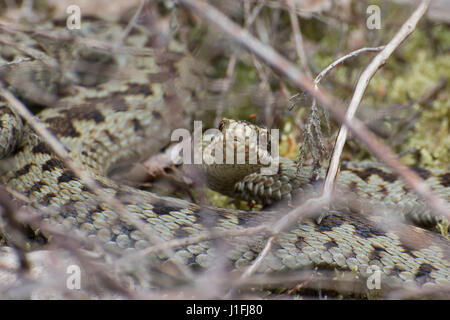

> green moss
[375,26,449,167]
[360,25,450,167]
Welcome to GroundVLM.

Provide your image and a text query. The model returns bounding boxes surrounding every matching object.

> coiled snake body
[0,20,449,298]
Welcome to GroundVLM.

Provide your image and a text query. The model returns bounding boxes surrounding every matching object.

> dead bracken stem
[296,46,385,175]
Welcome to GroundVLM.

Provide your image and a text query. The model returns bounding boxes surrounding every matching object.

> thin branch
[286,0,311,77]
[214,0,265,126]
[116,224,269,266]
[323,1,431,198]
[225,235,275,298]
[315,46,386,85]
[223,193,331,297]
[119,0,146,44]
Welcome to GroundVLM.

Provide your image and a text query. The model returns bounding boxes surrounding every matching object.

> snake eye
[218,120,225,131]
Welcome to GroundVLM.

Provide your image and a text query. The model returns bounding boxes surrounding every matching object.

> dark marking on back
[174,228,190,239]
[42,159,60,172]
[105,130,116,143]
[348,181,358,193]
[152,203,183,215]
[439,173,450,187]
[402,185,411,193]
[189,88,197,99]
[9,143,25,156]
[152,110,162,119]
[368,244,387,261]
[324,240,338,249]
[32,142,53,155]
[42,192,56,205]
[57,170,77,183]
[45,117,80,137]
[316,211,386,239]
[66,106,105,123]
[15,164,32,177]
[399,244,418,258]
[410,167,431,180]
[131,118,143,132]
[30,181,47,194]
[295,235,305,250]
[378,184,387,195]
[236,214,250,226]
[414,263,437,285]
[127,83,153,96]
[147,72,176,83]
[388,265,405,277]
[350,167,397,183]
[110,99,129,112]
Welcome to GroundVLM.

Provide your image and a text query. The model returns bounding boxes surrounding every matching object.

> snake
[0,18,449,298]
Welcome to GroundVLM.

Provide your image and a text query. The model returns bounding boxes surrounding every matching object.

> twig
[225,235,275,298]
[214,0,265,126]
[120,0,146,43]
[286,0,311,77]
[223,193,331,297]
[323,1,431,198]
[116,223,269,266]
[315,46,386,84]
[178,0,450,221]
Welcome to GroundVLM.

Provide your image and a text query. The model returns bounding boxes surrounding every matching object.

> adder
[0,19,449,298]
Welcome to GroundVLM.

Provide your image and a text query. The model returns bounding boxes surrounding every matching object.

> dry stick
[323,0,431,198]
[224,236,275,298]
[0,85,193,281]
[178,0,450,222]
[120,0,146,43]
[214,0,265,126]
[286,0,311,77]
[314,46,386,84]
[223,194,331,297]
[117,224,269,266]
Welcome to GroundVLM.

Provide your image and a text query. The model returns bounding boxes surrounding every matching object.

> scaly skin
[0,19,449,297]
